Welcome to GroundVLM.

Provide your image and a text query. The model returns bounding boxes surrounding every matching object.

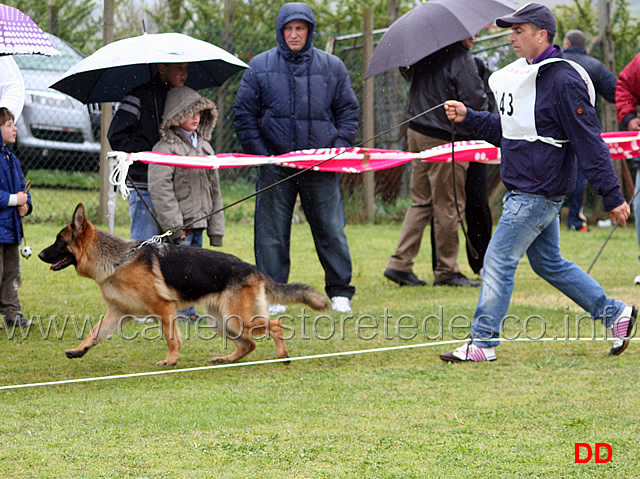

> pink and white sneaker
[440,342,496,362]
[609,305,637,356]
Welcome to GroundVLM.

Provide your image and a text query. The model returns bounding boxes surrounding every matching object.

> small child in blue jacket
[0,107,32,328]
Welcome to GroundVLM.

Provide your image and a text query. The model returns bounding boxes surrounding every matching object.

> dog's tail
[265,281,330,311]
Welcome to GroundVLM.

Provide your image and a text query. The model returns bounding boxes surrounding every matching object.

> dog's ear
[72,203,87,233]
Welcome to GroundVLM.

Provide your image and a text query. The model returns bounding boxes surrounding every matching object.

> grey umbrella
[365,0,514,79]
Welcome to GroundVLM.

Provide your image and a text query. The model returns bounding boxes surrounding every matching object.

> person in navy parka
[233,2,359,313]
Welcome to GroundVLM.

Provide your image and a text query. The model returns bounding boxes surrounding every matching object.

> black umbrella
[365,0,514,79]
[50,32,248,104]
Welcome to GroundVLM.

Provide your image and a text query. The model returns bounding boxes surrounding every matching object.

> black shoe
[4,313,33,328]
[568,222,588,232]
[434,273,480,287]
[383,268,427,286]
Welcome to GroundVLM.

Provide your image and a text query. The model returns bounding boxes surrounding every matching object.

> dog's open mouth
[50,257,74,271]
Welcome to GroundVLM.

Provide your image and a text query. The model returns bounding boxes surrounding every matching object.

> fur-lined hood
[160,86,218,142]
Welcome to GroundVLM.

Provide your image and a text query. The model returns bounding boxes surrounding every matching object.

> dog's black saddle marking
[149,245,259,302]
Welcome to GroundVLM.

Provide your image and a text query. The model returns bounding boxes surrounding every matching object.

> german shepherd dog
[38,204,329,366]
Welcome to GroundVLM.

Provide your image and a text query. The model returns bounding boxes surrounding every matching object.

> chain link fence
[18,20,604,227]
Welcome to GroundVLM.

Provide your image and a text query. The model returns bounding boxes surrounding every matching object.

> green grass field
[1,214,638,478]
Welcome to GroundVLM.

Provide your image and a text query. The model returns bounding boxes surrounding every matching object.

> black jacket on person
[563,45,616,103]
[406,42,488,141]
[107,76,170,189]
[474,56,496,113]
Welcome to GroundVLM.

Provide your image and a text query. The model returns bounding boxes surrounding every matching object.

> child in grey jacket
[149,86,225,321]
[149,86,224,248]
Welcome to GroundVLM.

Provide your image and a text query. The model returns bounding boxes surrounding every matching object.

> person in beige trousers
[384,39,487,287]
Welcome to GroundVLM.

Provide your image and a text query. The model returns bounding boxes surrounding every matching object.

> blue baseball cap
[496,2,557,37]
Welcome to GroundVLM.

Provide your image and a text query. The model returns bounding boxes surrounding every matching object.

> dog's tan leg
[255,281,289,361]
[268,318,289,361]
[250,287,289,362]
[65,306,125,359]
[155,303,181,366]
[209,314,256,363]
[247,315,289,362]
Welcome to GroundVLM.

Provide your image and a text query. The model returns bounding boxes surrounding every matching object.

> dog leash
[140,102,448,244]
[450,121,479,260]
[127,178,164,232]
[586,184,639,274]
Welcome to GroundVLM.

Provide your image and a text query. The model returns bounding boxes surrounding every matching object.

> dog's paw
[208,357,230,364]
[155,360,177,366]
[280,352,290,366]
[65,348,87,359]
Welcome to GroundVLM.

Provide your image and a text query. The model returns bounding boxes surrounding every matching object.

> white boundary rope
[1,337,637,391]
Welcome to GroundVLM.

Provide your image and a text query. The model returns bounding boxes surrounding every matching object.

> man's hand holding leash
[444,100,468,123]
[443,101,631,227]
[609,202,630,227]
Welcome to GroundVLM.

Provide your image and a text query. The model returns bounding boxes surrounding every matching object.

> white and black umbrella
[365,0,514,79]
[0,3,60,56]
[50,32,248,104]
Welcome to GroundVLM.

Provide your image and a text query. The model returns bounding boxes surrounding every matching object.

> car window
[13,34,83,72]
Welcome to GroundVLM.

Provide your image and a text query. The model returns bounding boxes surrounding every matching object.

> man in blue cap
[440,3,636,362]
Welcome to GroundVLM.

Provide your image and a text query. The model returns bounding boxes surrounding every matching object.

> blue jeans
[174,229,203,317]
[128,189,161,241]
[255,165,355,299]
[173,229,204,248]
[472,191,626,348]
[566,168,586,229]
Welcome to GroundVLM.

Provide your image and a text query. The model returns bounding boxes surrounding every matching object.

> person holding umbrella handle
[107,62,189,241]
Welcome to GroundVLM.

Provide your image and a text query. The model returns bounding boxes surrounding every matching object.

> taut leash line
[146,102,448,241]
[450,122,479,260]
[587,184,639,274]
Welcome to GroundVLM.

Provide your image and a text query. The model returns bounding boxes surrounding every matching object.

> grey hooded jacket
[149,86,225,246]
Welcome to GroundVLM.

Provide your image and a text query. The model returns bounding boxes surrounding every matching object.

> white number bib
[488,57,595,147]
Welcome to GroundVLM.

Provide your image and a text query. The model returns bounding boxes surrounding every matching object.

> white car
[13,34,100,171]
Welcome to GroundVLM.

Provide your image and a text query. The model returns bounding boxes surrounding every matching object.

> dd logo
[574,443,612,463]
